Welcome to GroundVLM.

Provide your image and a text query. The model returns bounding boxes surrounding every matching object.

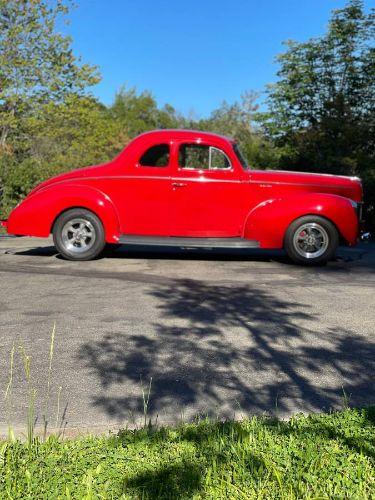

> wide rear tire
[53,208,106,261]
[284,215,339,265]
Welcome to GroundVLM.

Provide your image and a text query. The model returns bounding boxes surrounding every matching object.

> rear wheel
[284,215,339,265]
[53,208,105,261]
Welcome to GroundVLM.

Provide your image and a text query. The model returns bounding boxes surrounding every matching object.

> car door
[170,142,247,237]
[113,143,172,236]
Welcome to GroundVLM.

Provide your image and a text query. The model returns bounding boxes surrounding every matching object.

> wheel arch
[49,194,121,244]
[6,183,121,243]
[243,193,358,248]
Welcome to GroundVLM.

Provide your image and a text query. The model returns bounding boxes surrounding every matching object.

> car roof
[136,129,235,143]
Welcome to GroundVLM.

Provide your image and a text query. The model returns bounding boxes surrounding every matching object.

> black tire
[53,208,106,261]
[284,215,339,265]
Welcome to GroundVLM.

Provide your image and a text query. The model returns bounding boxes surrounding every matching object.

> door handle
[172,182,187,188]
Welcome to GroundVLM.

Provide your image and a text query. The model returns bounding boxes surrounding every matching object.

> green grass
[1,407,374,499]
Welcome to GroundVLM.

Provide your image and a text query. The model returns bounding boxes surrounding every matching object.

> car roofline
[136,129,236,144]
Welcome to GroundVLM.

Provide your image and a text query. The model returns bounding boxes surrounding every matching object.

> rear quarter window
[139,144,170,167]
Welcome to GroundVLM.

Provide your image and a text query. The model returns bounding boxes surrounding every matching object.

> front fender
[7,184,121,243]
[243,193,359,248]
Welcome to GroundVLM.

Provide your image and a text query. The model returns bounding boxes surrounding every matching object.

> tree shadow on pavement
[77,279,375,422]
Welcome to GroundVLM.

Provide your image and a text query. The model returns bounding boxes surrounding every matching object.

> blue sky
[64,0,372,117]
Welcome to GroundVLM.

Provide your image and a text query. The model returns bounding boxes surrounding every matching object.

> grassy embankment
[0,407,374,499]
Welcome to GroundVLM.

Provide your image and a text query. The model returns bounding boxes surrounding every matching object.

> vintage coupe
[1,130,363,264]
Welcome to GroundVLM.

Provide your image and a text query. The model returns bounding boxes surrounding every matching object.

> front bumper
[361,231,371,241]
[355,202,372,241]
[356,202,364,224]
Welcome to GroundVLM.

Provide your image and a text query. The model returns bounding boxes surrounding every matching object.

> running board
[118,235,259,249]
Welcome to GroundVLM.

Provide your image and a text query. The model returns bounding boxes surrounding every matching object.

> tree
[263,0,375,229]
[0,0,100,153]
[110,87,184,138]
[25,95,127,167]
[195,92,281,169]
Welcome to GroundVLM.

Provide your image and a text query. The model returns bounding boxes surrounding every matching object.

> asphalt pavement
[0,236,374,436]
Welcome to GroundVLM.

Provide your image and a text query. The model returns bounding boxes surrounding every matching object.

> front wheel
[284,216,339,265]
[53,208,106,261]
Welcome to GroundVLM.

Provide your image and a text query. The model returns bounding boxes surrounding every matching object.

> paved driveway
[0,236,374,435]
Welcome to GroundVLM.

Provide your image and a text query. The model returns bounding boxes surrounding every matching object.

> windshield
[233,143,249,170]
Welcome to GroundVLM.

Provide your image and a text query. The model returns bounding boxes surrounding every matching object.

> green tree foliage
[110,87,184,138]
[263,0,375,229]
[24,95,127,168]
[0,0,100,152]
[196,92,282,169]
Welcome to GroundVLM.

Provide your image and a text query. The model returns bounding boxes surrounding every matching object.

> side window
[139,144,170,167]
[179,144,231,170]
[179,144,209,170]
[210,147,231,170]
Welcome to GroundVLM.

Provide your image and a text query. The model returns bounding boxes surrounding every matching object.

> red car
[1,129,363,265]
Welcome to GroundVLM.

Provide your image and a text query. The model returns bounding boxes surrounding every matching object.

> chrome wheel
[293,222,329,259]
[61,218,96,254]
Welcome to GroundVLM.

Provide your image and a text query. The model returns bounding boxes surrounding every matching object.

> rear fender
[6,184,121,243]
[243,193,359,248]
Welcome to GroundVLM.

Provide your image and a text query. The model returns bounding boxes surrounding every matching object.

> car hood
[247,169,363,202]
